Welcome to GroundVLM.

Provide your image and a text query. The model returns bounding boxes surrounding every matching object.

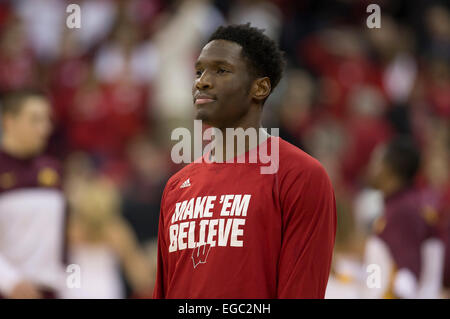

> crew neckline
[196,134,279,167]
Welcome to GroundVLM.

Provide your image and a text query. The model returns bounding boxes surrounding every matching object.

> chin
[195,110,212,123]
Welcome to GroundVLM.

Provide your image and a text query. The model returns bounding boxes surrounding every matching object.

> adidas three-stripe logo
[180,178,191,188]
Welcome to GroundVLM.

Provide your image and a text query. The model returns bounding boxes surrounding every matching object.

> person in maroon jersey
[153,24,337,299]
[0,89,66,299]
[364,136,445,298]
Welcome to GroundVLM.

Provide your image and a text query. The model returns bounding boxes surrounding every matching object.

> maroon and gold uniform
[0,150,67,298]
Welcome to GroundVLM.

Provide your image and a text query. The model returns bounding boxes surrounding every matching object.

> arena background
[0,0,449,298]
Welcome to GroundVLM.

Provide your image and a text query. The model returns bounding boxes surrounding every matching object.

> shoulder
[277,137,329,181]
[389,188,439,226]
[0,151,62,171]
[0,152,64,193]
[275,138,336,219]
[273,138,334,204]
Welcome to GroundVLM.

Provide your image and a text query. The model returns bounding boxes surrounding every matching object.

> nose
[195,71,213,90]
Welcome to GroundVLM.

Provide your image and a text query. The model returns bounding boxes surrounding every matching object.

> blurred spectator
[120,136,170,292]
[121,135,169,245]
[362,137,444,298]
[62,154,153,298]
[0,89,65,299]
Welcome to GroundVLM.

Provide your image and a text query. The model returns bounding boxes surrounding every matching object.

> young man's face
[192,40,254,129]
[2,96,53,155]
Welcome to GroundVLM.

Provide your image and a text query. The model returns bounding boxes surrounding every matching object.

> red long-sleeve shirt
[153,136,336,298]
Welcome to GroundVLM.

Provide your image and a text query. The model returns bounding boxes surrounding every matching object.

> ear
[251,77,271,103]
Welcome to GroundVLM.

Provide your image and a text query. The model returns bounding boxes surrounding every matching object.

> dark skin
[192,39,271,160]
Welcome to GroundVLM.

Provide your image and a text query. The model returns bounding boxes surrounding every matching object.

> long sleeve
[277,161,336,298]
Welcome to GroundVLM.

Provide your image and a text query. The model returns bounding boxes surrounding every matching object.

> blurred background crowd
[0,0,449,298]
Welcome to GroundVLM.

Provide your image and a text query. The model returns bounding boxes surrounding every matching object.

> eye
[195,69,203,78]
[217,68,228,74]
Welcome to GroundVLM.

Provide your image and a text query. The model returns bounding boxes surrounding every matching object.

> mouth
[195,98,216,105]
[194,93,216,105]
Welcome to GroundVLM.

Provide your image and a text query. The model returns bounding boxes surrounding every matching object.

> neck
[1,135,34,159]
[210,105,268,162]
